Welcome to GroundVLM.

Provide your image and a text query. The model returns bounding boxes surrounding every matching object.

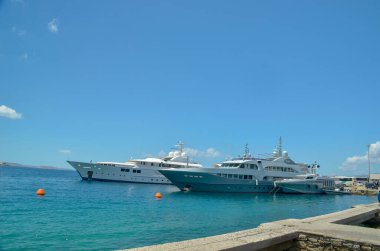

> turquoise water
[0,166,377,250]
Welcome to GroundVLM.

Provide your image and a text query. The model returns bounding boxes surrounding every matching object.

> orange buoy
[36,188,45,196]
[155,192,162,199]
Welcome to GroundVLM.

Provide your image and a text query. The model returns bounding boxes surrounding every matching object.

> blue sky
[1,0,379,175]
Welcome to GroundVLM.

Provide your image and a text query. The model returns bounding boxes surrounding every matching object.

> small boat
[274,174,336,194]
[322,188,352,195]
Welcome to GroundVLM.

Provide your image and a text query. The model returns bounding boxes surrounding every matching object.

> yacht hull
[159,169,274,193]
[67,161,172,184]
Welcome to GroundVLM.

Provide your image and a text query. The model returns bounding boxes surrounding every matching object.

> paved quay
[124,203,380,251]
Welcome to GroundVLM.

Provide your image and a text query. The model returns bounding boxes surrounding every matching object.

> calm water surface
[0,166,377,250]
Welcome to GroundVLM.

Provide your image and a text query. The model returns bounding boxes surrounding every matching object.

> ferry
[67,142,202,184]
[159,138,315,193]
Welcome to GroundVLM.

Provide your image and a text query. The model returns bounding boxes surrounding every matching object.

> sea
[0,166,377,251]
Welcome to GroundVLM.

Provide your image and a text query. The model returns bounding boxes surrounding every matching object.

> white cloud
[339,141,380,172]
[0,105,22,119]
[59,149,72,155]
[184,147,221,158]
[12,26,27,36]
[48,18,59,33]
[158,150,166,157]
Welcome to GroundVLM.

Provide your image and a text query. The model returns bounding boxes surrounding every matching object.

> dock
[124,203,380,251]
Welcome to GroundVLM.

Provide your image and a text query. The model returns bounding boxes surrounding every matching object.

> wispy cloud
[12,26,27,36]
[59,149,72,155]
[184,147,221,158]
[339,141,380,172]
[0,105,22,119]
[11,0,25,4]
[156,147,222,159]
[20,53,28,61]
[48,18,59,33]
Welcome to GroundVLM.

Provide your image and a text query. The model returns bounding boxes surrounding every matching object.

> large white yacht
[159,138,315,193]
[67,142,202,184]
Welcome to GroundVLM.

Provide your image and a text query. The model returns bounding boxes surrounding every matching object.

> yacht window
[137,170,141,173]
[151,163,154,166]
[239,175,243,179]
[248,175,253,179]
[222,174,228,178]
[243,175,248,179]
[233,174,238,179]
[239,164,244,168]
[133,170,136,173]
[250,164,258,169]
[234,164,240,167]
[126,169,130,172]
[228,174,233,179]
[121,168,125,172]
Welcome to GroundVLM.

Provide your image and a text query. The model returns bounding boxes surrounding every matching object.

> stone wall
[290,233,380,251]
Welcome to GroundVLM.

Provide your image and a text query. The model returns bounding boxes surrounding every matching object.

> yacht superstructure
[159,138,314,193]
[67,142,202,184]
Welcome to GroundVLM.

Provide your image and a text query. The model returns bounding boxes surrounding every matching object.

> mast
[278,137,282,157]
[368,144,371,182]
[244,143,250,158]
[177,141,184,154]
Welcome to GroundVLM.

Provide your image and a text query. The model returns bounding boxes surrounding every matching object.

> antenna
[244,143,250,158]
[368,144,371,182]
[177,141,184,153]
[278,137,282,157]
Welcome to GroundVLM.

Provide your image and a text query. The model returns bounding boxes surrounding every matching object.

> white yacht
[67,142,202,184]
[159,138,315,193]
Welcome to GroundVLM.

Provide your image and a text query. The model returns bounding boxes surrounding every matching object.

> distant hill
[0,161,74,171]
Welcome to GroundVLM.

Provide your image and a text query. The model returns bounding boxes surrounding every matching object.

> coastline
[0,162,74,171]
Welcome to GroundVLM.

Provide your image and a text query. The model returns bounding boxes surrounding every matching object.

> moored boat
[159,138,315,193]
[67,142,202,184]
[322,188,352,195]
[274,174,335,194]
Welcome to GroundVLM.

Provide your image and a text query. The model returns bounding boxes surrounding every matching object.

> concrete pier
[124,203,380,251]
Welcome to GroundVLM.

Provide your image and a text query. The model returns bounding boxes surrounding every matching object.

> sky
[1,0,379,176]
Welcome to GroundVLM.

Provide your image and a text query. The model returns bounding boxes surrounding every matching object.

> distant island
[0,161,74,171]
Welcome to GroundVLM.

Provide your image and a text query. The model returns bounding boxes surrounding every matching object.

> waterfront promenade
[126,203,380,251]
